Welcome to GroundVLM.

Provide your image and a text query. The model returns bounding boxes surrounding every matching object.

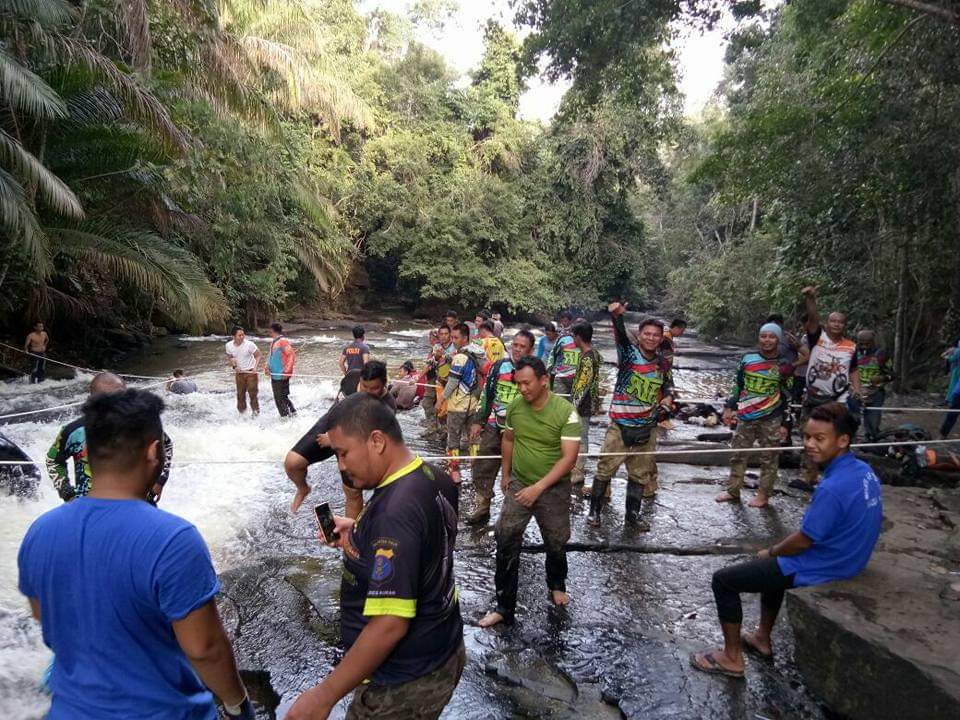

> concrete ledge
[787,488,960,720]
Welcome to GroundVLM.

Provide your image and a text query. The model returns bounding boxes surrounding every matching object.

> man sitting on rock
[691,402,882,679]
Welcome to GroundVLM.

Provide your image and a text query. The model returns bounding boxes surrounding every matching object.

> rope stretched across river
[1,437,957,467]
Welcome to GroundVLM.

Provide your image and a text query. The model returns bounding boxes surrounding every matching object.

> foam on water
[0,376,339,719]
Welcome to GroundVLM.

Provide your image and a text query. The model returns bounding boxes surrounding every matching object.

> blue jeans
[862,389,885,440]
[941,394,960,438]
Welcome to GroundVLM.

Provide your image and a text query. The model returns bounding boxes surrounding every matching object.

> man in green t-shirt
[479,357,581,628]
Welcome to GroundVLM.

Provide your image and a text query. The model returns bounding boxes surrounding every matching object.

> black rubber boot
[625,482,643,524]
[586,479,610,526]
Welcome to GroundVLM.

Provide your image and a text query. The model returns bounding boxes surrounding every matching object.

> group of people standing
[17,291,953,720]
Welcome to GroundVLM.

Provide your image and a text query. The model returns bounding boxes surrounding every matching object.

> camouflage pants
[345,641,466,720]
[446,410,472,454]
[470,424,502,501]
[726,414,781,498]
[594,423,658,492]
[494,478,571,619]
[421,386,439,431]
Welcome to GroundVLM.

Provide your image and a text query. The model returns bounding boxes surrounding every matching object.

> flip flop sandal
[689,652,745,679]
[741,635,774,660]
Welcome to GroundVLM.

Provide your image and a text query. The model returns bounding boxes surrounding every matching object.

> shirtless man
[25,322,50,384]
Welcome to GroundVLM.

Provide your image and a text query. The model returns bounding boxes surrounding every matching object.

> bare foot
[478,611,505,628]
[747,495,769,508]
[551,590,570,606]
[291,486,311,513]
[715,491,739,503]
[742,630,773,658]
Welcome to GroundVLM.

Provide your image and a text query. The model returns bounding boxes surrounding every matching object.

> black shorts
[291,414,335,465]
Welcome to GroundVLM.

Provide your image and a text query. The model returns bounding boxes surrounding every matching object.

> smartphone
[314,502,339,542]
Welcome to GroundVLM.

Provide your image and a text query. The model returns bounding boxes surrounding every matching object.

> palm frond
[0,166,51,277]
[0,128,84,218]
[0,0,76,26]
[290,229,352,295]
[35,32,188,149]
[49,223,229,328]
[0,48,67,119]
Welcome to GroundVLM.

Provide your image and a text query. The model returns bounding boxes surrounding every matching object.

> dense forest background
[2,0,959,384]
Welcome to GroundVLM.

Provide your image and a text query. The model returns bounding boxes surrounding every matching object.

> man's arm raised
[802,286,820,335]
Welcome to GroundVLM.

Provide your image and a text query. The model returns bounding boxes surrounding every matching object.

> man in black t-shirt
[284,361,396,518]
[286,394,464,720]
[340,325,371,375]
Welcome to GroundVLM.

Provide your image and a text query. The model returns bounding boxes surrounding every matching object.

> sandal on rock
[689,651,745,679]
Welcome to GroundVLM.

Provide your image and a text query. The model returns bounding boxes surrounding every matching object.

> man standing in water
[692,403,881,679]
[287,394,463,720]
[548,318,580,397]
[479,357,581,628]
[587,303,674,526]
[716,323,793,508]
[421,327,453,436]
[536,321,559,361]
[798,286,861,488]
[340,325,370,376]
[855,329,893,441]
[441,323,484,483]
[266,322,297,418]
[570,322,602,488]
[660,319,687,369]
[24,322,49,384]
[468,329,536,525]
[21,389,255,719]
[225,327,261,416]
[284,361,396,518]
[47,372,173,504]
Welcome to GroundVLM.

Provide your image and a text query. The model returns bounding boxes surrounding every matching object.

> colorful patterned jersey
[46,418,89,501]
[571,348,602,416]
[46,421,174,502]
[475,358,520,429]
[443,343,485,413]
[726,351,793,421]
[549,333,581,380]
[855,348,892,397]
[608,315,674,427]
[481,336,506,365]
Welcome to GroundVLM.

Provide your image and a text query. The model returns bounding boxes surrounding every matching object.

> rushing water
[0,321,827,719]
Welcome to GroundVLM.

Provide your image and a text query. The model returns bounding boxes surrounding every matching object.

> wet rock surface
[225,432,831,719]
[787,487,960,720]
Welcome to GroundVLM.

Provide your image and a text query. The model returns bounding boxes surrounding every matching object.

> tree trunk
[750,197,759,232]
[893,236,911,391]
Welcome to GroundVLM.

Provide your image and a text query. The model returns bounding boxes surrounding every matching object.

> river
[0,320,829,719]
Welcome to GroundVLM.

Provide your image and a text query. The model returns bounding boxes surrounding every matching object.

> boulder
[787,487,960,720]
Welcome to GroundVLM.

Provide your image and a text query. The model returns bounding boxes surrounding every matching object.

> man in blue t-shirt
[18,389,254,720]
[691,402,882,679]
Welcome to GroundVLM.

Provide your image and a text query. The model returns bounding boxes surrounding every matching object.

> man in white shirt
[225,326,261,415]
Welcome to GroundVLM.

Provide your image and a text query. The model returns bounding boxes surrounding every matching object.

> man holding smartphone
[288,393,464,720]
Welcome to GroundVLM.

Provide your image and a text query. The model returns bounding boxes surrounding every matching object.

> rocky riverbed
[2,319,958,719]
